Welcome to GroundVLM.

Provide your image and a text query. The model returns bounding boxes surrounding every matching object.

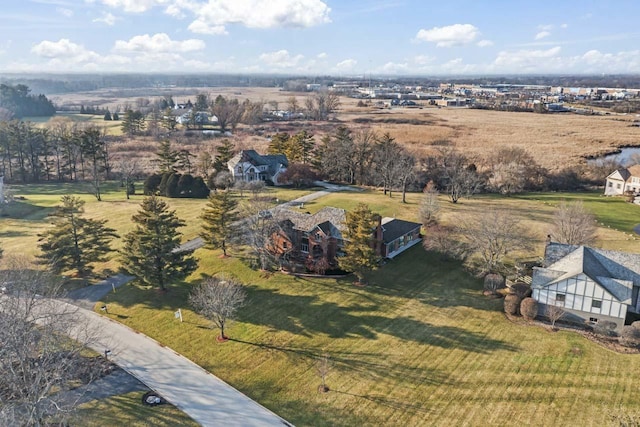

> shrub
[520,297,538,321]
[620,321,640,347]
[593,320,618,337]
[483,273,505,294]
[504,294,521,315]
[511,282,532,299]
[143,173,162,195]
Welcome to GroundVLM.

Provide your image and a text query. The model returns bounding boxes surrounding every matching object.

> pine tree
[338,203,380,284]
[156,139,178,174]
[121,196,197,291]
[213,139,235,173]
[38,195,118,276]
[103,110,112,121]
[201,191,239,257]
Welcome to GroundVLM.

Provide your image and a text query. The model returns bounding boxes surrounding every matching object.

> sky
[1,0,640,76]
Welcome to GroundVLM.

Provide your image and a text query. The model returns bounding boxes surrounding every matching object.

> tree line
[0,84,55,119]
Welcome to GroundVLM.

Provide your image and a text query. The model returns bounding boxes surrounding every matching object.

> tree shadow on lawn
[240,285,518,353]
[331,389,432,416]
[362,246,501,312]
[2,200,55,221]
[229,338,451,387]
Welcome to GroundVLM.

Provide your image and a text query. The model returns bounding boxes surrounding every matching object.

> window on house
[617,183,621,189]
[237,166,242,173]
[301,238,309,253]
[555,293,566,302]
[608,182,613,187]
[589,317,598,323]
[592,300,602,309]
[282,242,287,249]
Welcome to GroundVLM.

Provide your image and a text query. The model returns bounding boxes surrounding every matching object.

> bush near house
[520,297,538,321]
[504,294,521,315]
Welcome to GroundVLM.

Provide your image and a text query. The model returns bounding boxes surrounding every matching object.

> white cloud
[93,12,117,25]
[415,24,480,47]
[113,33,205,53]
[414,54,435,65]
[188,0,330,34]
[98,0,168,13]
[493,46,562,72]
[538,24,553,31]
[535,31,551,40]
[188,20,227,35]
[259,49,304,68]
[57,7,73,17]
[379,62,409,74]
[317,52,327,59]
[31,38,97,59]
[477,39,493,47]
[560,23,568,29]
[335,58,357,71]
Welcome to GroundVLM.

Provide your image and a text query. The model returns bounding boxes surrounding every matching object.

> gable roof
[274,207,346,234]
[607,164,640,182]
[228,150,289,176]
[533,243,640,303]
[380,218,422,244]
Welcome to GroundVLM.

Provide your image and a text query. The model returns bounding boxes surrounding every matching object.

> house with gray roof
[532,242,640,331]
[227,150,288,185]
[380,217,422,259]
[604,164,640,196]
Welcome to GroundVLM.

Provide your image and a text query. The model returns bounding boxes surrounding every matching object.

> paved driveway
[66,302,291,427]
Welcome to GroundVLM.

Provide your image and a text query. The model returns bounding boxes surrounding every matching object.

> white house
[604,164,640,196]
[532,242,640,331]
[227,150,288,185]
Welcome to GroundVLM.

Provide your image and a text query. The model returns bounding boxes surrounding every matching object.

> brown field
[48,86,640,172]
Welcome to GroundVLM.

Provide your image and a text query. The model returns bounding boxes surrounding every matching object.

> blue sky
[1,0,639,75]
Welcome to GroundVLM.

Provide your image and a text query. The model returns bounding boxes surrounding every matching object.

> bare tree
[457,209,532,274]
[422,224,468,261]
[550,200,597,246]
[545,305,566,328]
[188,276,247,341]
[116,158,140,200]
[0,257,105,426]
[239,198,281,270]
[439,148,483,203]
[419,182,440,227]
[316,352,331,393]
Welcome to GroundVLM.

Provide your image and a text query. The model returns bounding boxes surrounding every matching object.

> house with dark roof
[379,217,422,259]
[270,208,422,273]
[227,150,288,185]
[531,242,640,331]
[604,164,640,196]
[271,207,346,271]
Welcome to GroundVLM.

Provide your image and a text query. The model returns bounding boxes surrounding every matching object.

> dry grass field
[46,86,640,173]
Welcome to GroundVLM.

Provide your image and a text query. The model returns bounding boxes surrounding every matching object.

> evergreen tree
[338,203,380,284]
[113,112,120,121]
[156,139,178,173]
[213,139,235,173]
[201,190,239,257]
[121,196,197,291]
[38,195,118,276]
[267,132,290,155]
[103,110,112,121]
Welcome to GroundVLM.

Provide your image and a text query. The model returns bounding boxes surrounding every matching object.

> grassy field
[97,245,640,426]
[76,391,198,426]
[2,183,640,425]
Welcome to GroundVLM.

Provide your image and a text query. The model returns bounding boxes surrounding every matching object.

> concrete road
[67,302,291,427]
[66,273,134,310]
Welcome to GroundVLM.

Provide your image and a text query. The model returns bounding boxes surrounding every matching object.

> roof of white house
[532,243,640,303]
[607,164,640,182]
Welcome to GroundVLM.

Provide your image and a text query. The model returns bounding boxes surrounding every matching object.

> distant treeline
[0,84,55,118]
[2,73,640,96]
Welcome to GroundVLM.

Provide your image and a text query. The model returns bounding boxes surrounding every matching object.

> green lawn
[76,391,199,426]
[98,245,640,426]
[3,183,640,425]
